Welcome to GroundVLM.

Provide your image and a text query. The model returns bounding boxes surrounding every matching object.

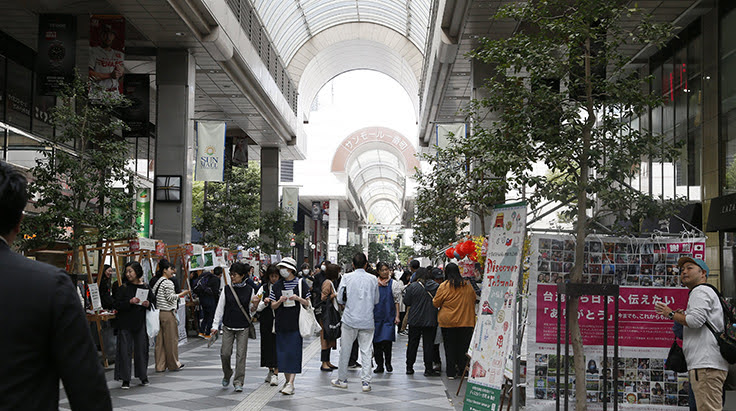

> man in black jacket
[0,161,112,410]
[403,267,440,376]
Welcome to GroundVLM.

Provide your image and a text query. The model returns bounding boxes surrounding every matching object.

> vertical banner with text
[282,187,299,221]
[38,14,77,95]
[122,73,150,137]
[195,121,227,182]
[464,202,527,411]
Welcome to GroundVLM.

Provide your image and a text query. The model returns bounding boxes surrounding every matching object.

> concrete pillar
[328,199,339,263]
[260,147,279,212]
[153,49,195,245]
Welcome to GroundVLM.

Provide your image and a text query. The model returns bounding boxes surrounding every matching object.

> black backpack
[193,273,213,297]
[695,283,736,364]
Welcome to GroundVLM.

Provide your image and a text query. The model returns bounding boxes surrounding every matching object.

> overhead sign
[38,14,76,95]
[282,187,299,221]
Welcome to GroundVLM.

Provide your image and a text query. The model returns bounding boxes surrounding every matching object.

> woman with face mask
[268,257,311,395]
[256,264,280,386]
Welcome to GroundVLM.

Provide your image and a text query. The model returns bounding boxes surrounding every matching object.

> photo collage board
[527,234,705,410]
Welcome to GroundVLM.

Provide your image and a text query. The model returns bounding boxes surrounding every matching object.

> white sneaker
[331,379,348,389]
[270,375,279,386]
[362,382,371,392]
[281,382,294,395]
[265,370,273,383]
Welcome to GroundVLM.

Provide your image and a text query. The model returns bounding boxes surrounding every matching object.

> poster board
[463,202,527,411]
[526,234,704,409]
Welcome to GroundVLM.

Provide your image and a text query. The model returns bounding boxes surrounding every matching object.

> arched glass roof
[252,0,431,65]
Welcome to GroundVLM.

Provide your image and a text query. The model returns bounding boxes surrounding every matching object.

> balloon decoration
[445,247,455,259]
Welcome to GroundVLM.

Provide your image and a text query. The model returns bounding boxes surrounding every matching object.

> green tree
[397,245,415,267]
[259,208,302,256]
[21,74,136,273]
[412,171,468,257]
[338,243,364,266]
[194,164,260,248]
[467,2,676,408]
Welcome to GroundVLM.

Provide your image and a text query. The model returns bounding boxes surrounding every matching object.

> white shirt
[88,46,123,93]
[336,269,380,329]
[153,277,178,311]
[683,285,729,371]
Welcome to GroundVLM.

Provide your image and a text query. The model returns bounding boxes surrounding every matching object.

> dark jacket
[99,277,114,310]
[223,284,254,328]
[403,279,440,327]
[113,283,154,330]
[0,242,112,410]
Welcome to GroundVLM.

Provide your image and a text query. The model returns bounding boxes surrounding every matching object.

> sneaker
[373,366,384,373]
[331,378,348,389]
[348,363,362,370]
[202,334,212,340]
[362,382,371,392]
[265,370,273,383]
[121,381,130,390]
[222,378,230,387]
[448,375,456,380]
[234,384,243,392]
[270,375,279,386]
[424,370,440,377]
[406,368,415,375]
[386,364,393,373]
[281,382,294,395]
[140,379,149,386]
[198,332,206,339]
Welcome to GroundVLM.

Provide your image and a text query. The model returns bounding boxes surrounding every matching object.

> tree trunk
[570,35,598,411]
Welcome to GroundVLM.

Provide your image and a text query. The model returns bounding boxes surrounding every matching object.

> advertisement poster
[464,202,527,411]
[527,234,705,410]
[195,121,226,182]
[38,14,76,95]
[122,73,150,137]
[89,15,125,97]
[177,302,187,346]
[135,188,150,238]
[282,187,299,221]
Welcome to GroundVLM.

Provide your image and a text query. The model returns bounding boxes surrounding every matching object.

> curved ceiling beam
[332,127,420,175]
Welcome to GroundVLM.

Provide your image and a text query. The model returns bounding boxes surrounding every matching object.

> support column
[328,199,339,263]
[260,147,279,212]
[153,49,195,245]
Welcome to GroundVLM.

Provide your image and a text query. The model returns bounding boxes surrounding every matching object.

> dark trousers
[200,297,216,334]
[373,341,393,368]
[441,327,474,377]
[406,325,436,371]
[321,348,331,362]
[349,340,359,365]
[115,327,149,382]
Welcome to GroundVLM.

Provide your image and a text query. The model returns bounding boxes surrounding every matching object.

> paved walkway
[60,329,468,410]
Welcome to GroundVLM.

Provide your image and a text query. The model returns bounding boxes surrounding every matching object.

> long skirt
[276,330,303,374]
[260,315,277,368]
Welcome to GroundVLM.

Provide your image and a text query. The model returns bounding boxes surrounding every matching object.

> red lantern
[459,240,473,255]
[445,248,455,259]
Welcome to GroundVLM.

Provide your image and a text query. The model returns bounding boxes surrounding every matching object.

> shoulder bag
[297,279,321,338]
[322,281,342,341]
[228,284,257,339]
[146,279,163,339]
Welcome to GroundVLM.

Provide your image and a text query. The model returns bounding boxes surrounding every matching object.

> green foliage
[259,208,301,256]
[21,73,137,268]
[367,241,395,264]
[337,243,364,266]
[397,245,415,267]
[194,164,261,249]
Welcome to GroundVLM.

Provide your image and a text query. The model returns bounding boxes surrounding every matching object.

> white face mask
[279,268,290,278]
[302,269,310,275]
[320,265,326,271]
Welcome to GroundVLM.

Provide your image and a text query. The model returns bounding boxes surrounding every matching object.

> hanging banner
[135,188,150,238]
[464,202,527,411]
[122,73,149,137]
[89,15,125,98]
[195,121,226,182]
[436,123,466,149]
[282,187,299,221]
[526,234,705,410]
[38,14,77,95]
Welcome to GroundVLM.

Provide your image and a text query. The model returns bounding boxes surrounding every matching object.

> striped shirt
[153,277,178,311]
[269,278,311,301]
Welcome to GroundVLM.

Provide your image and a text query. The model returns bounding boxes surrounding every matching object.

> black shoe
[374,366,384,373]
[140,378,149,386]
[386,364,393,373]
[406,368,415,375]
[320,367,333,372]
[121,381,130,390]
[424,370,440,377]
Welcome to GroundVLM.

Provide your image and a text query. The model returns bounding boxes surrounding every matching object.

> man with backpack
[195,270,221,339]
[655,257,729,410]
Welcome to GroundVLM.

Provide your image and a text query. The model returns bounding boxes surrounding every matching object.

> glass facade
[721,3,736,299]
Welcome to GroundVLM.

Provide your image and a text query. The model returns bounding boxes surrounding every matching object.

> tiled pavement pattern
[60,329,466,410]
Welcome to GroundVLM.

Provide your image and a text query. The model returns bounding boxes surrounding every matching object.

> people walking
[269,257,311,395]
[152,259,190,372]
[211,262,257,392]
[257,264,280,386]
[403,267,440,376]
[331,253,380,392]
[194,269,219,339]
[319,263,340,371]
[433,263,477,379]
[114,261,154,389]
[373,262,401,373]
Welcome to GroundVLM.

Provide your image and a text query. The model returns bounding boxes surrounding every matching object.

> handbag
[228,284,257,340]
[297,279,321,338]
[665,340,687,373]
[146,280,163,339]
[322,282,342,341]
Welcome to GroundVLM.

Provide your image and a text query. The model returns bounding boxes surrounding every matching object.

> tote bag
[297,279,321,338]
